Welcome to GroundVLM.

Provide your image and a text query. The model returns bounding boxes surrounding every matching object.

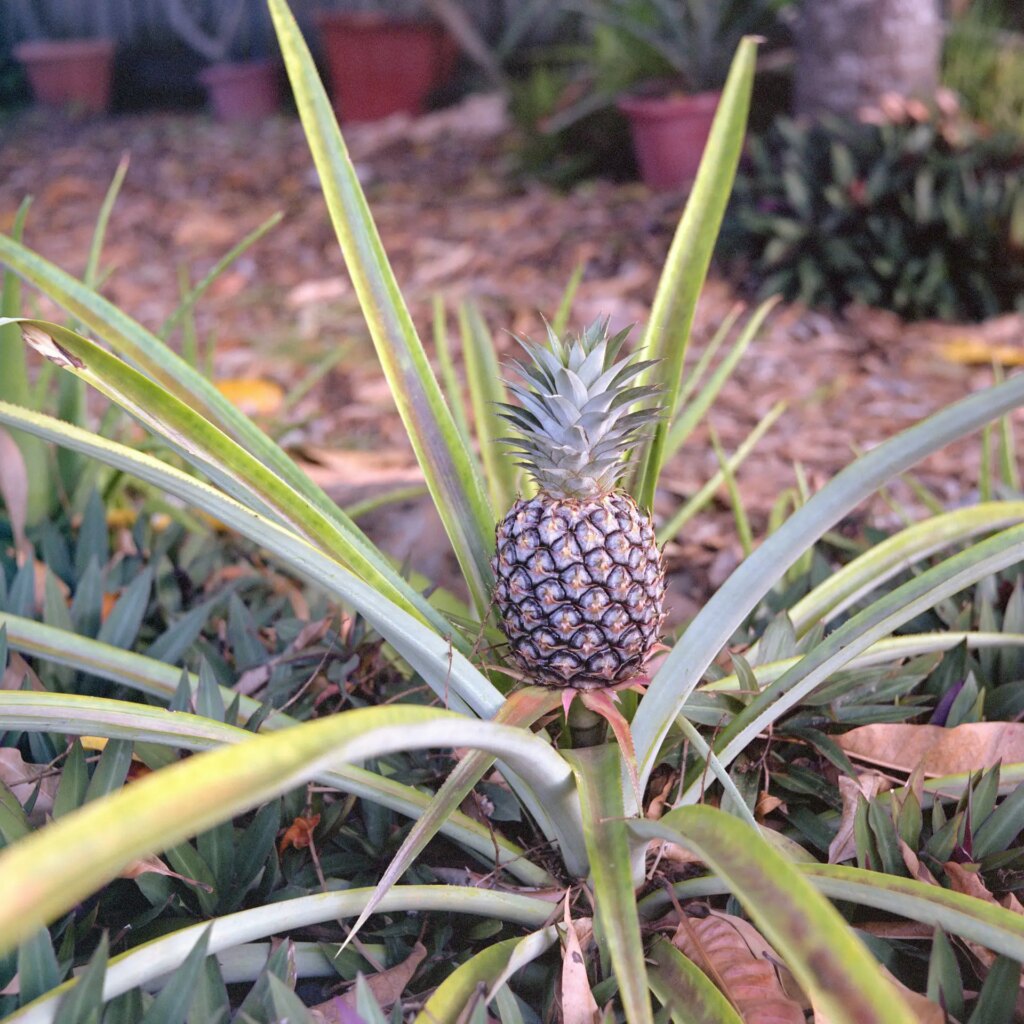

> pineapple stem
[566,699,608,748]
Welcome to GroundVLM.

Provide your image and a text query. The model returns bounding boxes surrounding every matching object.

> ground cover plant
[723,99,1024,321]
[2,2,1024,1020]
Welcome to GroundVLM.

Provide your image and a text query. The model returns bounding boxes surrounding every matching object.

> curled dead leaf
[672,909,806,1023]
[278,813,320,854]
[561,903,600,1024]
[828,772,890,864]
[120,854,213,891]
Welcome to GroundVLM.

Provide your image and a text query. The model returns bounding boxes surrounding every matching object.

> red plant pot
[314,12,456,123]
[618,90,721,191]
[14,38,116,114]
[200,60,280,122]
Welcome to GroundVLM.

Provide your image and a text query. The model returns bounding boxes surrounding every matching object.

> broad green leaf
[0,690,549,886]
[632,808,916,1024]
[52,933,107,1024]
[137,928,211,1024]
[646,936,743,1024]
[565,745,652,1024]
[8,886,554,1024]
[0,321,453,645]
[265,975,314,1024]
[267,0,496,615]
[0,703,579,952]
[636,371,1024,798]
[413,929,557,1024]
[0,404,503,718]
[17,929,59,1007]
[633,38,759,507]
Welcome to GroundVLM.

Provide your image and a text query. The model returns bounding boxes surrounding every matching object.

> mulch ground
[1,97,1019,622]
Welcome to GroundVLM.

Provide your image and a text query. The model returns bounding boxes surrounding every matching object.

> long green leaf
[779,501,1024,641]
[644,863,1024,964]
[460,300,517,511]
[0,703,580,953]
[0,321,454,642]
[632,808,916,1024]
[0,401,504,718]
[635,372,1024,798]
[0,234,347,526]
[566,745,652,1024]
[0,689,550,886]
[633,38,759,507]
[267,0,496,615]
[9,886,554,1024]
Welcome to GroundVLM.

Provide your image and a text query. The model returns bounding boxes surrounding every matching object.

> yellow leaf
[215,377,284,416]
[937,338,1024,367]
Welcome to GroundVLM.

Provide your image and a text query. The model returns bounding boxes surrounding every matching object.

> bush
[723,105,1024,321]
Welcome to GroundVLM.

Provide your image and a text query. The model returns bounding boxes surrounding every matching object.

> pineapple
[492,319,666,689]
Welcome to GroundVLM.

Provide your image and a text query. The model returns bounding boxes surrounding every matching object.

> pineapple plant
[492,319,667,689]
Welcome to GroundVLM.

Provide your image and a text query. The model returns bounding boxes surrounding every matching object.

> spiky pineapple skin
[492,491,665,689]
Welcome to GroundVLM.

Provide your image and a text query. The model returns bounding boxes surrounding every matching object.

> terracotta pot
[13,38,115,114]
[200,60,279,122]
[314,12,456,123]
[618,90,721,191]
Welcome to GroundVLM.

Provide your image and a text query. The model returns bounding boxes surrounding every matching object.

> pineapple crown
[497,318,661,499]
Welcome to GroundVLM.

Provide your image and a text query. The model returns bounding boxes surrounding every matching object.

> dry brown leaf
[337,941,426,1011]
[899,839,940,886]
[755,792,785,821]
[278,813,320,854]
[214,377,284,416]
[120,854,213,890]
[943,862,1024,970]
[828,772,890,864]
[0,748,58,823]
[836,722,1024,776]
[561,905,600,1024]
[671,910,805,1023]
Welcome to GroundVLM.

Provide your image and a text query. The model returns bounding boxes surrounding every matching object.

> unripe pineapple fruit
[492,319,666,689]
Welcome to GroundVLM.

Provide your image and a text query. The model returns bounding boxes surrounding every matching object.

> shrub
[723,105,1024,321]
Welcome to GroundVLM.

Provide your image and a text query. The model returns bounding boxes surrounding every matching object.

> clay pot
[314,12,456,123]
[618,90,721,191]
[14,38,116,114]
[200,60,280,122]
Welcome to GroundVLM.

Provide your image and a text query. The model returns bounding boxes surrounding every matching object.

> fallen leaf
[337,941,426,1010]
[561,905,600,1024]
[215,377,284,416]
[829,772,890,864]
[936,337,1024,367]
[278,813,321,854]
[672,909,806,1023]
[120,854,213,890]
[0,748,58,822]
[836,722,1024,776]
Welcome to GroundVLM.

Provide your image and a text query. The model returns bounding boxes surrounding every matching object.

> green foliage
[944,2,1024,139]
[723,111,1024,321]
[2,3,1024,1020]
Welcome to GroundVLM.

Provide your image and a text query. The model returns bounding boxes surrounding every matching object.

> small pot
[14,37,116,114]
[314,12,456,123]
[199,60,279,122]
[618,89,721,191]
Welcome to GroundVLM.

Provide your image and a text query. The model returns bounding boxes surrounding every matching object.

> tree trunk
[794,0,942,120]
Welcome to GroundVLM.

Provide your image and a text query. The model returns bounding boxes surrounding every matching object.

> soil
[0,97,1019,624]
